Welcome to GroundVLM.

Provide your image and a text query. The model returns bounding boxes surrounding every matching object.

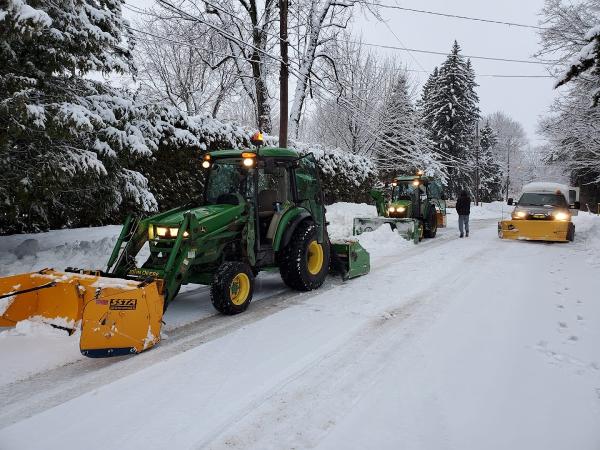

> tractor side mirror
[507,198,514,206]
[571,201,581,210]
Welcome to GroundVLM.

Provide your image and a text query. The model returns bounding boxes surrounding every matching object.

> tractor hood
[387,200,412,218]
[148,203,246,232]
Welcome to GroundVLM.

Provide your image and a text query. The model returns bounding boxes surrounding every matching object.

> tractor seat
[258,189,277,218]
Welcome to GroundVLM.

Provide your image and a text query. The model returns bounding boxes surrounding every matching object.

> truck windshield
[205,161,248,204]
[392,183,417,201]
[518,193,568,208]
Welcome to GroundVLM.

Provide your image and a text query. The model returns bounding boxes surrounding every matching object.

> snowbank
[0,225,122,277]
[326,201,414,258]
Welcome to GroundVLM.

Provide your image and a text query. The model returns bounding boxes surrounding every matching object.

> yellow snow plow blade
[498,220,570,242]
[0,269,163,357]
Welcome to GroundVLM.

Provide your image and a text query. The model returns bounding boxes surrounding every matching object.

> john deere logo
[109,299,137,310]
[129,268,159,277]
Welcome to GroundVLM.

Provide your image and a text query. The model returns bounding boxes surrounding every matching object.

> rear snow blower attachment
[0,268,163,357]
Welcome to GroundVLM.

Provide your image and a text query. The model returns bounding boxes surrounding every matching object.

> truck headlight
[397,207,406,213]
[553,212,569,221]
[513,211,527,219]
[388,206,395,213]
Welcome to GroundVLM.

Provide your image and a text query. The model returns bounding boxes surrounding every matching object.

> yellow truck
[498,182,579,242]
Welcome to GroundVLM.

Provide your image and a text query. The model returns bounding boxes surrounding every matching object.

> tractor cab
[386,175,446,226]
[202,146,325,267]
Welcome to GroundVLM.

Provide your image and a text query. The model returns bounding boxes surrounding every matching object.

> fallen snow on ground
[1,204,600,450]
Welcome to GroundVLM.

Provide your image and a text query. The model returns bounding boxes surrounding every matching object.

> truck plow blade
[353,217,420,243]
[498,220,569,242]
[0,269,163,357]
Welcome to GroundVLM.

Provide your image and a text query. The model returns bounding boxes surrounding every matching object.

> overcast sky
[352,0,554,143]
[123,0,555,143]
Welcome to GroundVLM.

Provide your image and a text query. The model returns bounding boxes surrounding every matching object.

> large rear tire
[211,262,254,315]
[280,221,330,291]
[424,207,438,238]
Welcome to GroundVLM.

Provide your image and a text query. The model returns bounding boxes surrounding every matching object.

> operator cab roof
[394,175,435,183]
[209,147,300,159]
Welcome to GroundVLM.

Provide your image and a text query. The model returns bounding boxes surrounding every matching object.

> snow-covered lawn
[1,203,599,449]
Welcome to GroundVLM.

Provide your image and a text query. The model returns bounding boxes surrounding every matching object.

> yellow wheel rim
[307,240,324,275]
[229,273,250,306]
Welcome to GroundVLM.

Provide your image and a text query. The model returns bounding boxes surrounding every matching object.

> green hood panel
[389,200,411,208]
[147,204,246,231]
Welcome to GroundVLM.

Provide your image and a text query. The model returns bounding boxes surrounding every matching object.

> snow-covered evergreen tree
[420,41,480,197]
[378,74,418,174]
[0,0,156,232]
[478,122,503,202]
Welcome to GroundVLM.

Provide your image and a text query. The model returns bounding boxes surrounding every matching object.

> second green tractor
[353,173,447,243]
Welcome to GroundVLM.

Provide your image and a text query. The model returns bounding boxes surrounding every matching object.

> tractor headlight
[388,206,395,213]
[553,211,570,221]
[154,227,190,238]
[513,211,527,219]
[243,157,255,167]
[396,206,406,213]
[202,160,211,169]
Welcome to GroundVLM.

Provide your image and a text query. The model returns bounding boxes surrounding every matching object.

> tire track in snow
[201,239,503,449]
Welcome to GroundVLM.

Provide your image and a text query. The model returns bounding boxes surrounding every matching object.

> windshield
[205,160,249,204]
[391,183,417,201]
[518,193,567,208]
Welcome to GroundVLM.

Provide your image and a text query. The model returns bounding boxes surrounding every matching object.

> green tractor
[106,144,370,316]
[1,142,370,357]
[353,173,447,243]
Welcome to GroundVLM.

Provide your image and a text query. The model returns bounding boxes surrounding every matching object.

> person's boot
[466,231,469,237]
[460,233,464,238]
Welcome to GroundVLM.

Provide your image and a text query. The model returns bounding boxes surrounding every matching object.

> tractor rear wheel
[424,207,438,238]
[211,262,254,315]
[280,221,330,291]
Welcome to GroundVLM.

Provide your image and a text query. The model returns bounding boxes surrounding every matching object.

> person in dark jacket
[456,190,471,238]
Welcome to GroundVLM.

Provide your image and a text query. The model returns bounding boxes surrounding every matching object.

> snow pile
[0,318,83,386]
[0,225,121,276]
[326,202,377,240]
[572,212,600,267]
[326,202,412,258]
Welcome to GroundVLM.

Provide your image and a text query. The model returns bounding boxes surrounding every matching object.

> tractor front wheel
[280,221,330,291]
[211,262,254,315]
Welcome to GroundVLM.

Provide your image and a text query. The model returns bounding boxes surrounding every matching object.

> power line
[363,2,545,30]
[129,25,554,80]
[354,40,553,66]
[124,2,552,67]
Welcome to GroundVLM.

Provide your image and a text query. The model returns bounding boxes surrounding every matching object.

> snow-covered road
[1,207,599,450]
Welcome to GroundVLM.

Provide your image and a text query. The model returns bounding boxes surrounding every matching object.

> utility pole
[506,144,511,202]
[278,0,288,148]
[474,122,480,206]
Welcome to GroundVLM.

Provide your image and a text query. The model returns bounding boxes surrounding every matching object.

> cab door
[293,153,325,242]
